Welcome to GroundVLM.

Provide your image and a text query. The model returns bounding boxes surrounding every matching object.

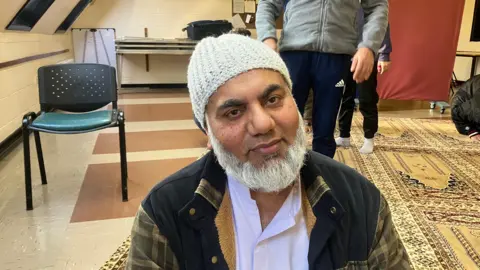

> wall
[0,0,77,142]
[1,0,82,35]
[31,0,81,34]
[73,0,232,84]
[455,0,480,81]
[0,32,73,142]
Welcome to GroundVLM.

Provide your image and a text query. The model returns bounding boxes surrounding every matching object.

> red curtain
[377,0,465,101]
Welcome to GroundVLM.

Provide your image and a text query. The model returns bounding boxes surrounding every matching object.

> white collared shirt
[228,175,309,270]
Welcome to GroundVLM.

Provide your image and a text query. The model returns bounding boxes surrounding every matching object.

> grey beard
[206,116,307,193]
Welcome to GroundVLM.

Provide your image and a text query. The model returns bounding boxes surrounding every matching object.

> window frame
[6,0,56,32]
[56,0,92,33]
[470,0,480,41]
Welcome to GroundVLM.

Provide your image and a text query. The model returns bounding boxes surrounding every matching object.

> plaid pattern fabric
[367,195,412,269]
[126,206,179,270]
[195,179,223,210]
[306,176,330,206]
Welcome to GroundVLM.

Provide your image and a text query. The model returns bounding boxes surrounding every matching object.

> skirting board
[0,111,41,159]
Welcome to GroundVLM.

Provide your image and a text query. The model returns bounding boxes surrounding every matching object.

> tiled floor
[0,132,132,269]
[0,90,452,269]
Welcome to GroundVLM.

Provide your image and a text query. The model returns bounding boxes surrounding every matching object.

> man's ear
[207,139,212,150]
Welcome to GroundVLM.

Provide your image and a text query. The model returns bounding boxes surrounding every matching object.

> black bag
[182,20,233,40]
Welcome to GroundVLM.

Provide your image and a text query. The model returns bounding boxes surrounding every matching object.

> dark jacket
[127,151,411,270]
[356,9,392,61]
[451,75,480,137]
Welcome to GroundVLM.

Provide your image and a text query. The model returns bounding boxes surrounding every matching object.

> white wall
[73,0,233,84]
[0,32,73,142]
[0,0,75,141]
[455,0,480,81]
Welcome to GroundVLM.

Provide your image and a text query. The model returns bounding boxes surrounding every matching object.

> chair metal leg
[118,111,128,202]
[23,122,33,211]
[33,131,47,185]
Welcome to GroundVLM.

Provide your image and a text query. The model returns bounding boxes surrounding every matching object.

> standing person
[256,0,389,158]
[336,20,392,154]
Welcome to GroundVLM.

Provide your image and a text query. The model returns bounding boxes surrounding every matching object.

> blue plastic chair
[22,63,128,210]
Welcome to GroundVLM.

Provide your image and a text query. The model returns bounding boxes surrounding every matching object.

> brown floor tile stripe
[71,158,196,223]
[119,92,189,99]
[93,129,207,154]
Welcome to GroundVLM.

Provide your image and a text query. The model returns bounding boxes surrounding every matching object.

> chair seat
[31,110,115,132]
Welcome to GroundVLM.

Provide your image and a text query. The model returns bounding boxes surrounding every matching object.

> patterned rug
[100,117,480,270]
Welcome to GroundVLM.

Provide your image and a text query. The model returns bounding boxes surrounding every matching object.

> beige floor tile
[93,129,207,154]
[53,218,134,269]
[100,120,197,133]
[0,132,134,269]
[89,148,207,164]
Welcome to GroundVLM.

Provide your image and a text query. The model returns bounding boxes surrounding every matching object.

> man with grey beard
[127,34,411,270]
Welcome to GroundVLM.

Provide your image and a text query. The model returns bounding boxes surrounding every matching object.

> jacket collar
[178,151,225,230]
[179,150,346,224]
[300,151,346,222]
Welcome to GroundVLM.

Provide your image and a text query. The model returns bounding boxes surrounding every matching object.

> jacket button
[189,208,196,216]
[330,207,337,215]
[211,256,218,264]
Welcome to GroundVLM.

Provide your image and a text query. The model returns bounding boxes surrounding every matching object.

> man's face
[204,69,306,193]
[205,69,300,167]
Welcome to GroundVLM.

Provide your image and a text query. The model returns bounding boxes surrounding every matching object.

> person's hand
[471,134,480,142]
[351,47,374,83]
[378,61,391,75]
[263,38,278,51]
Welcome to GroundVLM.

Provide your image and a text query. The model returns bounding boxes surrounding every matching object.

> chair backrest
[38,63,117,112]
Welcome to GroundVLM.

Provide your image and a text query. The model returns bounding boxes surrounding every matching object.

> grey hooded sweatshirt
[256,0,389,56]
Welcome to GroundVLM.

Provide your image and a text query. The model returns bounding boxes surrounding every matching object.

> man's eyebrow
[217,99,245,112]
[259,84,284,100]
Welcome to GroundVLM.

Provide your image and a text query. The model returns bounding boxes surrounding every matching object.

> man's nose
[247,106,275,135]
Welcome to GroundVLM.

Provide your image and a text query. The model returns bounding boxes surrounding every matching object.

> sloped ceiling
[32,0,82,34]
[0,0,88,34]
[0,0,27,31]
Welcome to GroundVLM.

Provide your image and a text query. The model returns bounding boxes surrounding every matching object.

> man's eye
[267,96,280,104]
[227,109,241,118]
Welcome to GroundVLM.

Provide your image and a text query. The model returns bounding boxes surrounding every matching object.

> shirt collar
[227,174,303,218]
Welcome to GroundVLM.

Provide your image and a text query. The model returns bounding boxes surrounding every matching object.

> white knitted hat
[187,33,292,130]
